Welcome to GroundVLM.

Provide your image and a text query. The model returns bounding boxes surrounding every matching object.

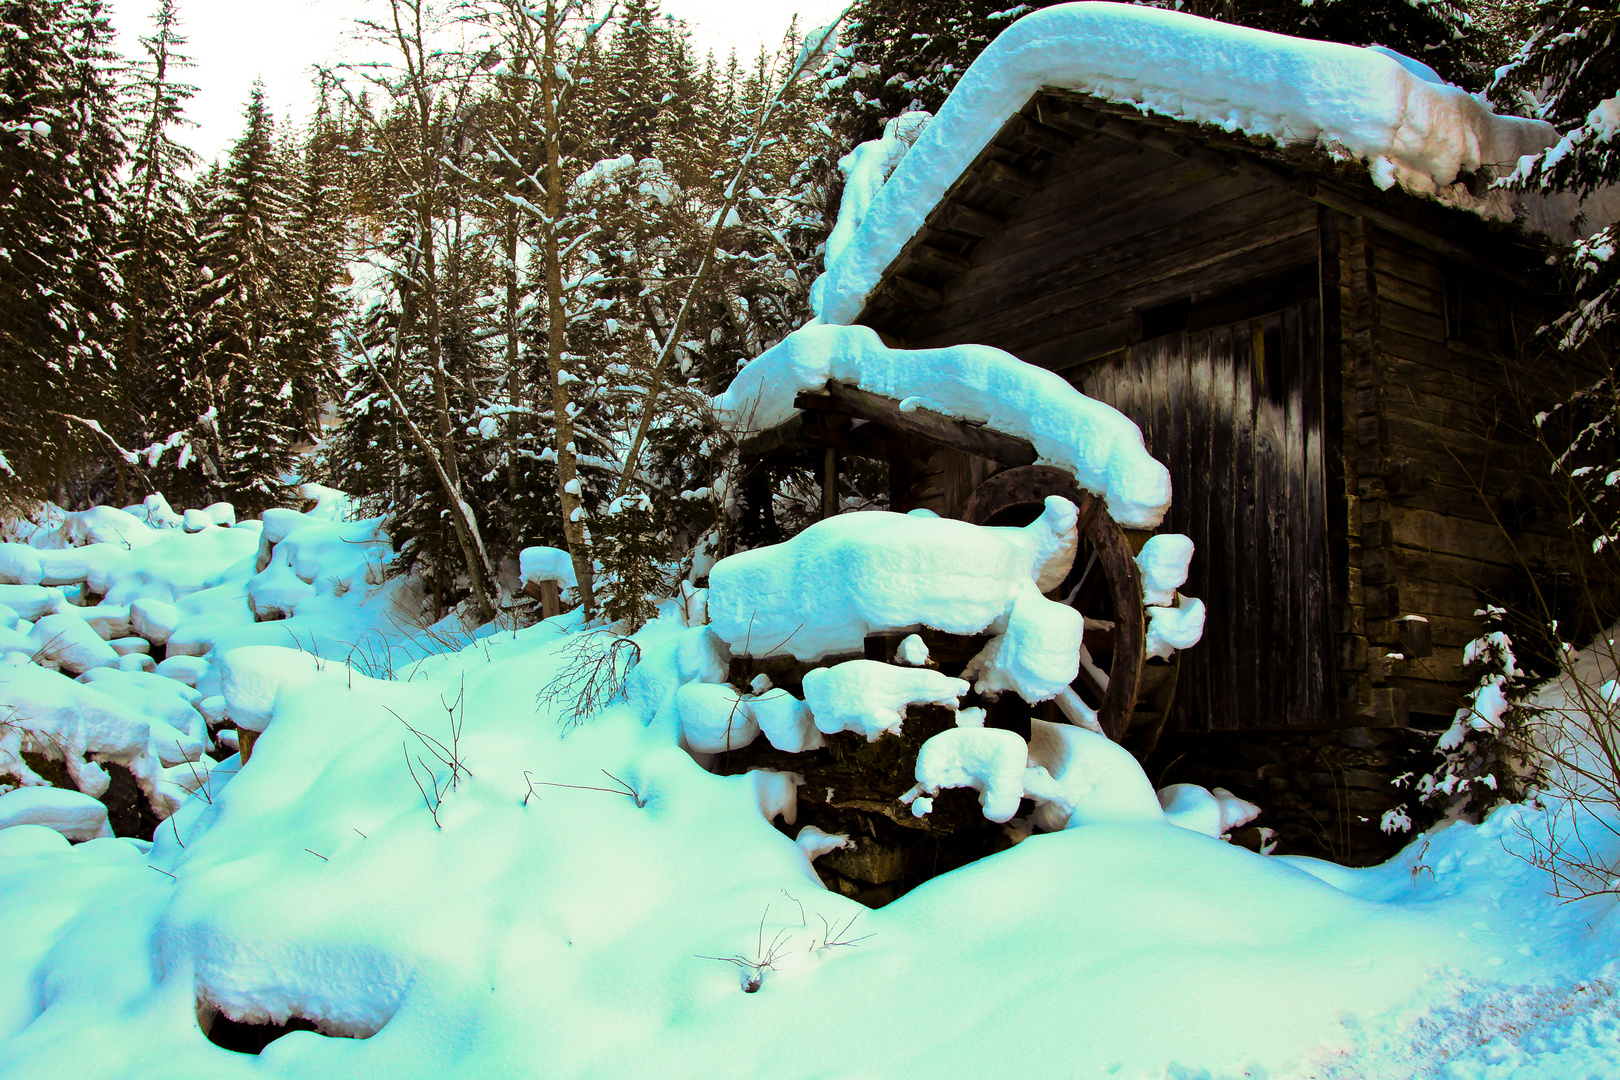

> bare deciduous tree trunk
[539,0,596,616]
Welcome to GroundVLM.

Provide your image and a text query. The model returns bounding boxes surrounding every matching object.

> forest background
[0,0,1614,632]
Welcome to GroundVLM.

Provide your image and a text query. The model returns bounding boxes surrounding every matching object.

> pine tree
[283,91,348,445]
[196,84,302,512]
[1494,0,1619,347]
[115,0,205,507]
[0,0,126,502]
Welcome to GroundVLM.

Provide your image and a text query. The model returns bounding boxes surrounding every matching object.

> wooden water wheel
[719,386,1183,906]
[962,465,1177,747]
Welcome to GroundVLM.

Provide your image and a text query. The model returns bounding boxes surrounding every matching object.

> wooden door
[1071,300,1330,730]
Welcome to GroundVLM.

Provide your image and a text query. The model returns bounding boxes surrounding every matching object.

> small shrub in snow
[1410,610,1539,822]
[537,632,642,729]
[592,493,669,633]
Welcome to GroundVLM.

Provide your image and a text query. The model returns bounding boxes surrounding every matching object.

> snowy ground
[0,497,1616,1079]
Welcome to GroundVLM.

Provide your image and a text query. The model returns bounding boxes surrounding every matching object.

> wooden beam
[794,383,1038,468]
[908,244,972,277]
[936,202,1003,238]
[1010,114,1076,155]
[1042,90,1550,291]
[879,275,944,311]
[981,159,1040,198]
[801,411,894,459]
[736,412,807,458]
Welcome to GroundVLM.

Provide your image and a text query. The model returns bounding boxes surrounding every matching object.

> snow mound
[1158,782,1262,838]
[218,646,336,734]
[0,786,112,841]
[1026,718,1165,829]
[715,323,1171,528]
[518,545,579,589]
[709,497,1085,702]
[811,1,1558,326]
[802,660,969,741]
[249,512,385,620]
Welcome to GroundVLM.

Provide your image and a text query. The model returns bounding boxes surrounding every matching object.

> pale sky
[106,0,847,164]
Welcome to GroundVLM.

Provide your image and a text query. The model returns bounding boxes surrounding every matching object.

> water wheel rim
[962,466,1146,740]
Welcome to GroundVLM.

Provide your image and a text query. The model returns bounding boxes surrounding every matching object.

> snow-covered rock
[1158,783,1262,838]
[748,687,823,753]
[0,785,112,841]
[676,682,758,752]
[0,543,43,586]
[0,584,60,621]
[0,662,175,804]
[28,613,119,674]
[794,824,851,861]
[906,726,1032,823]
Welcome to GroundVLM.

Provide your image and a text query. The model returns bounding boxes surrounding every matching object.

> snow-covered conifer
[195,84,304,512]
[0,0,127,502]
[114,0,207,506]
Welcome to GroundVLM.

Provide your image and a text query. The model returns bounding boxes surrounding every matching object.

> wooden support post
[822,446,839,519]
[522,579,564,620]
[908,244,972,277]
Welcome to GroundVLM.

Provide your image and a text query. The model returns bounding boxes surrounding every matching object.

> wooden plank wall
[1339,217,1584,723]
[1074,304,1331,731]
[901,137,1322,369]
[874,125,1583,730]
[884,137,1336,732]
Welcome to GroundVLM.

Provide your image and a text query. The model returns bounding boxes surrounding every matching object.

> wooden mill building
[828,92,1584,746]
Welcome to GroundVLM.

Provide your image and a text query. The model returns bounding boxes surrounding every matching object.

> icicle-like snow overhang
[810,1,1560,326]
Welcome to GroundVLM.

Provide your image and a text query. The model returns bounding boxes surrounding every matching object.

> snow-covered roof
[812,2,1559,326]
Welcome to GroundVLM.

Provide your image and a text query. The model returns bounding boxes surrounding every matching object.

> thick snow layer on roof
[811,1,1560,326]
[715,323,1171,528]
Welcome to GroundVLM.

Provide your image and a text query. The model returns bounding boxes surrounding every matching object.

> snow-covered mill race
[5,1,1620,1078]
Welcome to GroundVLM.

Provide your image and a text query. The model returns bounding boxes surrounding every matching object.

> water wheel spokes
[962,465,1146,740]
